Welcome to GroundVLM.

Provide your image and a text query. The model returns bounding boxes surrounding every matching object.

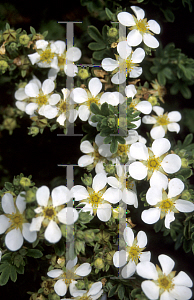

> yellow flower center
[119,58,134,74]
[156,114,170,126]
[87,97,100,107]
[129,98,139,109]
[39,49,55,64]
[135,19,149,34]
[147,157,160,171]
[6,212,25,231]
[88,192,103,208]
[35,93,48,106]
[77,294,91,300]
[117,144,129,156]
[57,54,66,68]
[157,275,174,291]
[158,198,174,213]
[127,245,142,264]
[43,206,57,220]
[126,180,134,190]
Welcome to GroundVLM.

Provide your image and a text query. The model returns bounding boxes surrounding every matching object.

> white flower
[71,77,103,121]
[125,84,152,129]
[102,41,145,84]
[78,134,108,173]
[142,106,181,139]
[113,227,150,278]
[108,161,138,208]
[30,185,78,243]
[56,88,78,126]
[129,138,181,189]
[142,178,194,228]
[71,173,122,222]
[69,280,103,299]
[0,193,37,251]
[24,78,60,118]
[118,6,160,48]
[47,256,91,297]
[136,254,193,300]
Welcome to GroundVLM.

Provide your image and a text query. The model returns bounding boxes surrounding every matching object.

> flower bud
[3,29,17,42]
[120,153,129,164]
[94,258,104,269]
[181,158,189,168]
[108,116,116,128]
[20,177,31,187]
[78,68,89,80]
[26,188,37,203]
[76,230,85,240]
[19,34,30,45]
[0,60,8,73]
[104,163,116,175]
[81,173,93,187]
[106,250,116,265]
[107,28,118,38]
[75,280,85,290]
[3,117,17,131]
[29,127,40,136]
[57,256,65,268]
[96,231,110,243]
[9,42,18,51]
[25,207,35,219]
[148,96,158,106]
[49,294,60,300]
[112,206,125,219]
[5,107,15,117]
[182,190,191,201]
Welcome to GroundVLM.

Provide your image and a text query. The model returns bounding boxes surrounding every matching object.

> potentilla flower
[142,106,181,139]
[47,256,92,297]
[68,280,103,299]
[107,160,138,208]
[71,77,103,121]
[29,185,78,243]
[56,88,78,126]
[78,134,108,172]
[142,178,194,228]
[0,192,37,251]
[47,40,82,79]
[118,6,160,48]
[136,254,193,300]
[24,78,60,118]
[113,227,150,278]
[71,173,122,222]
[102,41,145,84]
[129,138,181,189]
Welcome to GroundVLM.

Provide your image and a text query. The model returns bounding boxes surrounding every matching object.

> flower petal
[78,105,90,121]
[127,29,142,47]
[49,93,60,105]
[136,261,158,280]
[121,260,136,278]
[148,20,160,34]
[141,208,160,224]
[117,41,132,60]
[136,101,152,114]
[170,286,192,300]
[150,171,168,190]
[160,290,174,300]
[47,269,63,278]
[71,88,88,103]
[57,207,79,225]
[142,115,157,124]
[22,223,37,243]
[66,47,81,61]
[152,138,170,157]
[111,72,126,84]
[158,254,175,275]
[52,185,71,206]
[141,280,160,299]
[165,211,175,229]
[80,141,94,153]
[129,67,142,78]
[92,173,107,192]
[143,33,159,48]
[139,251,151,262]
[113,250,128,267]
[2,193,16,214]
[168,178,184,198]
[25,103,38,115]
[130,142,149,160]
[78,155,94,167]
[161,154,181,174]
[153,105,164,116]
[5,228,23,251]
[36,186,50,207]
[117,12,136,26]
[64,64,78,77]
[168,111,181,122]
[175,200,194,213]
[137,231,147,248]
[124,227,134,246]
[131,48,145,63]
[150,126,165,139]
[44,220,62,243]
[42,79,55,95]
[131,6,145,19]
[167,123,180,133]
[146,186,162,205]
[15,88,28,100]
[75,263,91,276]
[97,203,112,222]
[88,282,102,296]
[71,185,89,201]
[125,84,137,98]
[102,58,118,72]
[54,279,67,296]
[89,78,102,97]
[0,215,10,234]
[173,271,193,287]
[129,162,147,180]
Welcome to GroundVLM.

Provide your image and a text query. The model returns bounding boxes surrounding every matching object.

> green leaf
[10,266,17,282]
[54,239,65,256]
[88,42,106,50]
[158,71,166,85]
[163,67,173,79]
[183,134,193,146]
[117,284,125,300]
[27,249,43,258]
[92,50,107,60]
[0,264,11,285]
[108,285,117,298]
[30,26,36,34]
[110,137,118,153]
[90,103,101,115]
[160,8,175,22]
[180,85,192,99]
[103,136,112,144]
[88,26,103,43]
[178,168,193,179]
[116,136,125,144]
[183,239,192,253]
[101,103,110,116]
[105,8,114,20]
[170,82,180,95]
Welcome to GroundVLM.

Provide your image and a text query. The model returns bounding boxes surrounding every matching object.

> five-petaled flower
[136,254,193,300]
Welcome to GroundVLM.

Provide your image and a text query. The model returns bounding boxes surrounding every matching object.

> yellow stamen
[39,49,54,64]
